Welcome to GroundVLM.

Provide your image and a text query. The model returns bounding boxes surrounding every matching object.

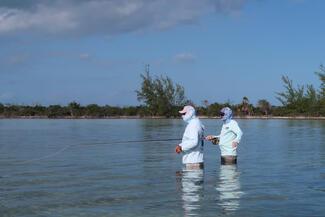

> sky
[0,0,325,106]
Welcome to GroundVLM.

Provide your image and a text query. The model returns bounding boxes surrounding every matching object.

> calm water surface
[0,119,324,217]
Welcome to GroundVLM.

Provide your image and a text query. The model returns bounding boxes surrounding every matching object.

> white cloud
[0,0,247,36]
[0,6,77,34]
[174,52,196,63]
[3,53,30,65]
[79,53,91,60]
[0,92,15,101]
[214,0,245,13]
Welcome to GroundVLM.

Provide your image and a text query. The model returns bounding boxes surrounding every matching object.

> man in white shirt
[206,107,243,165]
[175,105,205,170]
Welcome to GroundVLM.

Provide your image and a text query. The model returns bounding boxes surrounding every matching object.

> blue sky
[0,0,324,106]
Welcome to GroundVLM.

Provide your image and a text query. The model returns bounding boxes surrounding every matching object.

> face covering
[182,108,195,123]
[220,107,232,124]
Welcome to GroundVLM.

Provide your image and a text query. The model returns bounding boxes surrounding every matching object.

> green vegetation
[136,70,189,117]
[0,103,146,118]
[1,65,325,118]
[275,65,325,116]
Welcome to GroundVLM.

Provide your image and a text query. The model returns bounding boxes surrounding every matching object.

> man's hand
[232,142,238,148]
[205,135,214,141]
[175,145,182,154]
[205,135,219,145]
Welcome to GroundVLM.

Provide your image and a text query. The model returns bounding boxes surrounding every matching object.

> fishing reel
[211,137,219,145]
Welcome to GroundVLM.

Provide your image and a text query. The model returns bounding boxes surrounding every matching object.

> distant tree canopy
[1,65,325,118]
[315,65,325,114]
[275,65,325,116]
[136,70,189,117]
[257,99,271,115]
[316,65,325,98]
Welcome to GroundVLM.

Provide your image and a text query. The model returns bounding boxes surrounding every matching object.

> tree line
[1,65,324,118]
[275,65,325,116]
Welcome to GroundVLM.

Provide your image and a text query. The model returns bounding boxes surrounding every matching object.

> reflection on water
[216,165,243,213]
[177,169,204,217]
[1,119,325,216]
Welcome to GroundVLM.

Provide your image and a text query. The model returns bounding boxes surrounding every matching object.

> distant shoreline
[1,115,325,120]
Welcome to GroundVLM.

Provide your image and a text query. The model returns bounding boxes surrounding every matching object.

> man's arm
[231,121,243,148]
[179,127,200,151]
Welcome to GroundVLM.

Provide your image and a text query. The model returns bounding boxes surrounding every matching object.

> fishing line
[80,138,182,146]
[18,143,74,164]
[16,138,182,164]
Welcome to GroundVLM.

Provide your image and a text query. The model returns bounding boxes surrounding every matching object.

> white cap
[179,105,195,114]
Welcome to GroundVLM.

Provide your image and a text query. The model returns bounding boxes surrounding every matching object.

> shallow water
[0,119,324,217]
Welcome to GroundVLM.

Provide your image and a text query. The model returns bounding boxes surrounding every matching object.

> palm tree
[202,99,209,107]
[241,96,250,115]
[68,101,81,117]
[257,99,271,115]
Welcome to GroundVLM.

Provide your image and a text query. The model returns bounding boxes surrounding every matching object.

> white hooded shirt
[180,117,204,164]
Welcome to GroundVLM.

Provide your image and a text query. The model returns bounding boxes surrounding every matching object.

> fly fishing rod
[16,137,218,165]
[17,138,183,164]
[81,138,182,146]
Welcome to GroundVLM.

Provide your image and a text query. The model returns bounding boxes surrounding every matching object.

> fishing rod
[17,137,219,164]
[16,138,183,164]
[81,138,182,146]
